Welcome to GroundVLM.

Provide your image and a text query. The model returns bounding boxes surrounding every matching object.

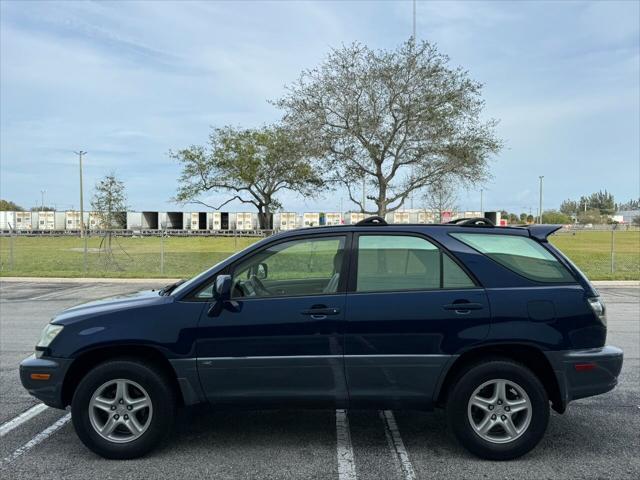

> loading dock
[142,211,159,229]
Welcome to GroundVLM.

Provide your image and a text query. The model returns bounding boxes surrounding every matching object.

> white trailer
[325,212,342,226]
[187,212,208,230]
[211,212,231,230]
[13,211,32,230]
[348,212,366,225]
[236,212,256,230]
[0,211,16,230]
[278,212,298,230]
[392,211,411,224]
[302,212,323,227]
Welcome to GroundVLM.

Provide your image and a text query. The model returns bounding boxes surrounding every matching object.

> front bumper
[545,345,623,411]
[19,354,72,409]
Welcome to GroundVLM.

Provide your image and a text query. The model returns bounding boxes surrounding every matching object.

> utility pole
[480,189,484,215]
[362,174,366,214]
[538,175,544,224]
[412,0,416,40]
[75,150,88,272]
[40,190,46,211]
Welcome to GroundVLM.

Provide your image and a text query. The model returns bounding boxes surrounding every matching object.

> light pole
[362,174,366,214]
[538,175,544,224]
[412,0,416,40]
[75,150,88,272]
[480,189,484,215]
[40,190,46,211]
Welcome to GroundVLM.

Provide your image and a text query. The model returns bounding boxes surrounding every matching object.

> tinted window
[443,254,476,288]
[451,233,574,283]
[230,236,345,298]
[356,235,474,292]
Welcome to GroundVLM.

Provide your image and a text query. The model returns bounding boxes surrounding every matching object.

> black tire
[71,359,176,459]
[446,359,549,460]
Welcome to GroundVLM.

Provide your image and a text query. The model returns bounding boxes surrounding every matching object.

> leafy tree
[577,208,606,225]
[632,216,640,226]
[275,40,502,217]
[526,214,534,224]
[519,212,528,223]
[559,199,579,216]
[587,190,615,216]
[423,176,458,223]
[91,173,127,229]
[172,125,323,229]
[617,198,640,211]
[0,199,24,211]
[541,210,572,224]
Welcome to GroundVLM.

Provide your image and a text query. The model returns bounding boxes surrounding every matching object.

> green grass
[0,235,258,278]
[0,230,638,280]
[550,230,639,280]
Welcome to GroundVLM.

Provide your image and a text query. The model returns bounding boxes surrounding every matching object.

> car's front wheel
[446,359,549,460]
[71,359,176,459]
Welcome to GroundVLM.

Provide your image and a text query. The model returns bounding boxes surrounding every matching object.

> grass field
[0,230,638,280]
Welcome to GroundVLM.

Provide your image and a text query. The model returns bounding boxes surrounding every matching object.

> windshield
[169,242,260,297]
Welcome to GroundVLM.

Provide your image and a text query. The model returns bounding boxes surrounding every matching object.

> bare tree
[91,173,128,268]
[423,177,458,223]
[172,125,324,229]
[275,40,502,217]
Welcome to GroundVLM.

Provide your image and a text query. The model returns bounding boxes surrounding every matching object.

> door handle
[300,307,341,316]
[442,302,484,312]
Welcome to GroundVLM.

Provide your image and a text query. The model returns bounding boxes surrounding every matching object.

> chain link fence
[0,226,638,280]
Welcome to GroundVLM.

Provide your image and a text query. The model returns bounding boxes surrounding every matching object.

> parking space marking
[0,403,49,437]
[0,413,71,469]
[380,410,416,480]
[336,409,357,480]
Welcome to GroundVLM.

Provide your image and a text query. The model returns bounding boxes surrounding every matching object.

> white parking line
[380,410,416,480]
[0,403,49,437]
[336,409,357,480]
[0,413,71,469]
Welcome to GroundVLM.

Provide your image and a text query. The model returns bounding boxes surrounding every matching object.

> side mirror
[255,263,268,280]
[214,275,232,302]
[208,275,238,317]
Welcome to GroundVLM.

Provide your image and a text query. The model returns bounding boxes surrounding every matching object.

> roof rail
[446,217,495,227]
[356,216,388,226]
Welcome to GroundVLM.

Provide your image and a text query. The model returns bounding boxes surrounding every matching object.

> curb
[1,277,638,287]
[0,277,180,284]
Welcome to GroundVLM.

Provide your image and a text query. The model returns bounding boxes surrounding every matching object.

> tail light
[587,296,606,326]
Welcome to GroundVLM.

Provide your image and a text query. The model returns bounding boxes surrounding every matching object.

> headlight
[587,297,606,326]
[36,324,64,349]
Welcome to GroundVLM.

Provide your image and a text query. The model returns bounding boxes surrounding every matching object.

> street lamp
[538,176,544,224]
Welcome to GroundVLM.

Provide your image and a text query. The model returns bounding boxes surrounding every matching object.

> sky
[1,0,639,215]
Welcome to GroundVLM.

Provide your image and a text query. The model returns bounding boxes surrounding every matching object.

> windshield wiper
[158,280,185,296]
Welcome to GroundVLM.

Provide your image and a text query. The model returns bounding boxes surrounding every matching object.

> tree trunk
[376,181,387,218]
[257,205,273,230]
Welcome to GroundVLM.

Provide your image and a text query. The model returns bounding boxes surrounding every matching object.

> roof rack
[356,216,388,226]
[446,217,495,227]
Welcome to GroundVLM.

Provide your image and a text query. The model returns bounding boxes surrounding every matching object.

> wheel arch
[61,344,185,408]
[435,343,565,413]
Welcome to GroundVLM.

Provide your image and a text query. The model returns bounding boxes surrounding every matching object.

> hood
[52,289,169,325]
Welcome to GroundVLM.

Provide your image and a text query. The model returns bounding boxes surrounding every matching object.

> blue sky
[1,0,638,214]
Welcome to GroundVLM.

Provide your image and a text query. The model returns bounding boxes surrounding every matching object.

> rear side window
[356,235,475,292]
[451,233,575,283]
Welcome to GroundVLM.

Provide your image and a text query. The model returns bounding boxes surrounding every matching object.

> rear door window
[355,234,476,292]
[451,233,575,283]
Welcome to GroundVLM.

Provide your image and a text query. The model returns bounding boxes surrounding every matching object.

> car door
[195,233,350,408]
[344,231,491,408]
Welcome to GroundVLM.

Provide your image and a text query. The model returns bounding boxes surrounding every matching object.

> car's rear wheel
[446,359,549,460]
[71,359,176,459]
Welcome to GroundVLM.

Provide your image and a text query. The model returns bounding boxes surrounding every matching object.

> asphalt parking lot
[0,280,638,480]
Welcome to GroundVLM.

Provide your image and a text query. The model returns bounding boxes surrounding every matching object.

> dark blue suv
[20,217,623,460]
